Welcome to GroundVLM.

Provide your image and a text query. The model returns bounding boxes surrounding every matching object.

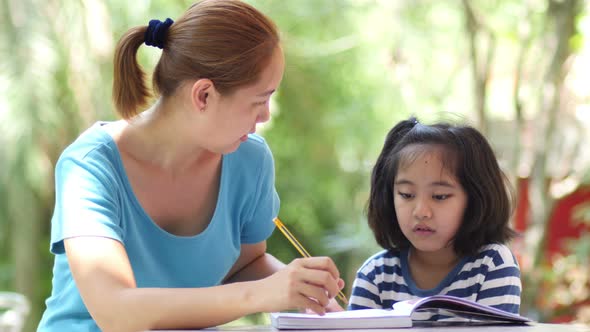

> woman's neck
[117,98,217,176]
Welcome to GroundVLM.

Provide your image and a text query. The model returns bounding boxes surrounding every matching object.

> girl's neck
[409,246,460,270]
[407,246,462,290]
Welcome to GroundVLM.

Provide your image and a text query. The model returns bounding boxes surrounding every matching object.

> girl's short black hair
[367,116,517,257]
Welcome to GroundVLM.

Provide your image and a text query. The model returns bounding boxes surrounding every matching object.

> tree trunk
[529,0,579,269]
[10,178,42,332]
[462,0,496,135]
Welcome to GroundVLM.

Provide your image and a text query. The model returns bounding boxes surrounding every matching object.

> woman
[38,1,344,331]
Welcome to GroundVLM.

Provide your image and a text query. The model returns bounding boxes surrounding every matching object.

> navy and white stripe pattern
[348,243,521,316]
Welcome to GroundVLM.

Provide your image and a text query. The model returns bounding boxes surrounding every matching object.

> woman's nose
[257,106,270,123]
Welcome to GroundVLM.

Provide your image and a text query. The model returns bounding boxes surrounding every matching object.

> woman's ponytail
[112,26,151,119]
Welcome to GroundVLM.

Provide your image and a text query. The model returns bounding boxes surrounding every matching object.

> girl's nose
[413,198,432,220]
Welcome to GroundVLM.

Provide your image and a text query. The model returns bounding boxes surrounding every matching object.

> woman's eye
[255,100,268,106]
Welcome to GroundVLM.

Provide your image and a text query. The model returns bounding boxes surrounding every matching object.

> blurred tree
[253,0,394,289]
[457,0,588,322]
[0,0,394,328]
[0,0,589,330]
[0,0,143,328]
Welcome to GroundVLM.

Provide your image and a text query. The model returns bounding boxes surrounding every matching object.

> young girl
[38,1,343,331]
[348,116,521,316]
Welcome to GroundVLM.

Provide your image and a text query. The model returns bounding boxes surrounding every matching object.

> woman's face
[201,47,285,154]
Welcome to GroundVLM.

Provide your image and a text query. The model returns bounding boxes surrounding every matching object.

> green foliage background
[1,0,589,330]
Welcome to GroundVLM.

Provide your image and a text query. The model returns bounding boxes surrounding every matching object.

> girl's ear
[190,79,216,112]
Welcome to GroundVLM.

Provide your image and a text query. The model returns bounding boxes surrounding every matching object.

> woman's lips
[240,127,256,142]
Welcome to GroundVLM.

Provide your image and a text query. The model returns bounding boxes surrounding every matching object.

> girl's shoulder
[467,243,519,268]
[357,249,404,274]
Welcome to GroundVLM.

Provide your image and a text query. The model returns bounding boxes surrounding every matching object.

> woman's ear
[190,79,215,112]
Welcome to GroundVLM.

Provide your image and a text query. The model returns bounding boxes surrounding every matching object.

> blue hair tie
[145,18,174,49]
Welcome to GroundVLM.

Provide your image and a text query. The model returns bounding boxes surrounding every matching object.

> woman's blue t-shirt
[37,122,280,331]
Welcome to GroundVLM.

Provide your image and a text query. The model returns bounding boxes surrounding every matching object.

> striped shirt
[348,244,521,316]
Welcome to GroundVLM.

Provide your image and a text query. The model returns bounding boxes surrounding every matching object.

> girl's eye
[255,100,268,106]
[397,192,414,199]
[433,194,451,201]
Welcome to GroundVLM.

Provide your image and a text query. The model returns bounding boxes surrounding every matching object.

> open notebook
[270,295,531,330]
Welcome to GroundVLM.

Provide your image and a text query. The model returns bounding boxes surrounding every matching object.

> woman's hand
[325,296,345,312]
[254,256,343,315]
[307,280,346,313]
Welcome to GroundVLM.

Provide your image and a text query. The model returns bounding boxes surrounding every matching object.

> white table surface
[152,322,590,332]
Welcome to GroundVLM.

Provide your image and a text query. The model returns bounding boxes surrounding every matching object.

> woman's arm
[65,237,342,332]
[224,242,345,312]
[223,242,282,283]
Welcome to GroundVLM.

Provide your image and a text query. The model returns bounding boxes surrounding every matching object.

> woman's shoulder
[234,133,271,155]
[226,133,273,169]
[59,122,117,159]
[55,122,121,173]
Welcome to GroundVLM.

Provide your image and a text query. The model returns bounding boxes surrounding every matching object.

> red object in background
[514,178,530,233]
[514,178,590,323]
[514,177,590,258]
[545,187,590,257]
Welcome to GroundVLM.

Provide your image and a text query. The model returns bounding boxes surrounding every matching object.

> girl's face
[200,47,285,154]
[393,145,467,256]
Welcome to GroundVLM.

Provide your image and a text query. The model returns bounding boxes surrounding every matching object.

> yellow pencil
[273,217,348,305]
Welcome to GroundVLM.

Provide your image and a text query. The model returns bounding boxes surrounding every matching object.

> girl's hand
[256,256,342,315]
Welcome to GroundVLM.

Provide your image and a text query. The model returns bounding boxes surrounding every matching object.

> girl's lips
[413,225,435,234]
